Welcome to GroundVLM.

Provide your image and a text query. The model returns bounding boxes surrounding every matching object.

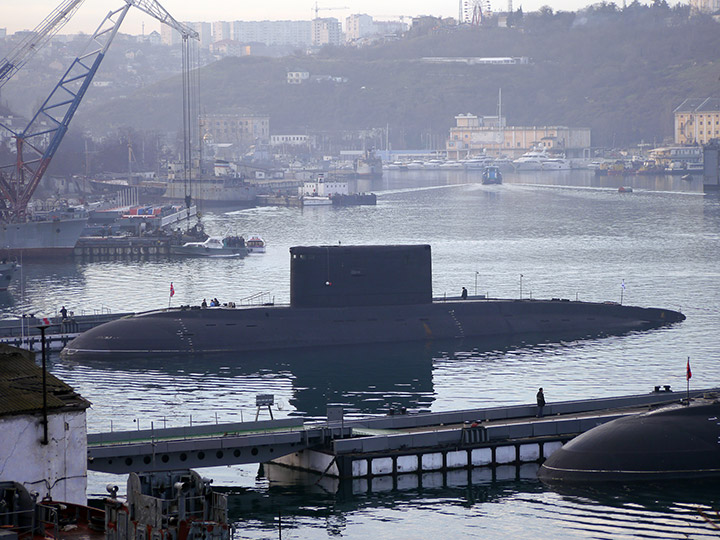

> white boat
[170,236,248,257]
[406,161,425,170]
[246,235,266,253]
[439,160,464,169]
[422,159,443,169]
[513,148,550,171]
[0,261,17,291]
[541,158,571,170]
[463,157,492,170]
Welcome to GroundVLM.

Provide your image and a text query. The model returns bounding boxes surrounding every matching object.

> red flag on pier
[170,282,175,297]
[686,357,692,380]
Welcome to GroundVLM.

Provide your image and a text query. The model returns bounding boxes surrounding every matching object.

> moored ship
[162,177,257,205]
[0,207,88,259]
[62,244,685,359]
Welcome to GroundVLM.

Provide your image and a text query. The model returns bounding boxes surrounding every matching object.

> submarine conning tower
[290,245,432,308]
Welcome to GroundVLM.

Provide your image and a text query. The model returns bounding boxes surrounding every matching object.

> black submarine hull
[61,297,684,359]
[538,400,720,483]
[62,245,685,359]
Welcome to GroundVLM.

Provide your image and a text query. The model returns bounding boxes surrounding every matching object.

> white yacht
[541,157,571,170]
[513,148,551,171]
[463,157,492,170]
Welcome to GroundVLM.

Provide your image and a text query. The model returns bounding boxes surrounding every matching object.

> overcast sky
[5,0,676,35]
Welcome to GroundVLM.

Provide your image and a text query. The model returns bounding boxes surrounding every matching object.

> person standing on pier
[536,387,546,417]
[461,287,468,299]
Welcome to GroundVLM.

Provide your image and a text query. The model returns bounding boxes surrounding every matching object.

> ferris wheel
[462,0,493,25]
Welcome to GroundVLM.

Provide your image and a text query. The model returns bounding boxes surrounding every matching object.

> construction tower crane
[0,0,198,224]
[312,2,349,19]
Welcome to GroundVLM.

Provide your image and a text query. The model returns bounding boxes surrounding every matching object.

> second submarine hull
[61,298,684,359]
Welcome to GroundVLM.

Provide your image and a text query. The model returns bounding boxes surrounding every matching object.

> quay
[74,235,172,258]
[0,311,131,351]
[86,386,717,477]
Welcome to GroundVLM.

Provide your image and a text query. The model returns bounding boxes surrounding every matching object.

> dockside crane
[0,0,88,89]
[0,0,198,224]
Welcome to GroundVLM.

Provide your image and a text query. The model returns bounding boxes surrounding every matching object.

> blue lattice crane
[0,0,198,223]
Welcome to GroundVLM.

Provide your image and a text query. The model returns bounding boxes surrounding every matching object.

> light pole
[520,274,523,300]
[474,271,478,296]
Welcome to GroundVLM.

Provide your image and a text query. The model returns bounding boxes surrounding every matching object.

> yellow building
[674,98,720,146]
[199,113,270,149]
[446,114,591,159]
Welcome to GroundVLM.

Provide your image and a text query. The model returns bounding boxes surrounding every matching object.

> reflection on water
[222,468,720,540]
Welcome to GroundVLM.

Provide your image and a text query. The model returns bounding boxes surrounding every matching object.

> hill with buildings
[29,5,720,157]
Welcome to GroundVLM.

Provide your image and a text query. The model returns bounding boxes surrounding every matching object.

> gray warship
[62,245,685,359]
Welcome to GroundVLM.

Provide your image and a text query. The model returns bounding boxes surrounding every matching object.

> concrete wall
[0,410,87,504]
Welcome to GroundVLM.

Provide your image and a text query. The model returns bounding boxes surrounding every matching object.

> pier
[0,312,131,351]
[86,386,717,476]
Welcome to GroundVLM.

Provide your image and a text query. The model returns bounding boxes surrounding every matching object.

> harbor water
[2,169,719,538]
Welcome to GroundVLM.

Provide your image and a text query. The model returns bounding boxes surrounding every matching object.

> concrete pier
[86,387,718,476]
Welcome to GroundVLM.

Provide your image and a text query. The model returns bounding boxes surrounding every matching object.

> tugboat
[482,165,503,185]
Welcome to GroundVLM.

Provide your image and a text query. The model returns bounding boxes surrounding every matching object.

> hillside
[76,6,720,149]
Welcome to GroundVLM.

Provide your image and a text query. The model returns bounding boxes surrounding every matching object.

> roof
[0,345,91,418]
[674,98,720,113]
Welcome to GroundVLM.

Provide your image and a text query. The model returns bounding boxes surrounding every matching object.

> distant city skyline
[4,0,684,36]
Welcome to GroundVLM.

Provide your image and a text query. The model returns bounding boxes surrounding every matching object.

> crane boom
[0,0,88,89]
[0,0,199,223]
[127,0,198,39]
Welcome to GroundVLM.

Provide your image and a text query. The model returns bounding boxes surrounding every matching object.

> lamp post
[37,319,50,445]
[520,274,523,300]
[474,271,478,296]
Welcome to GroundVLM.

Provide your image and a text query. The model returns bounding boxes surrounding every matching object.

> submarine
[61,245,685,359]
[538,396,720,482]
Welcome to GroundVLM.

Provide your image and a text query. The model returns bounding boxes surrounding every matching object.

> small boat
[618,186,634,193]
[170,236,248,257]
[0,261,17,291]
[481,165,503,185]
[246,235,266,253]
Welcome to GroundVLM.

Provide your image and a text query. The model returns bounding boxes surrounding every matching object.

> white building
[287,71,310,84]
[271,134,310,145]
[231,20,312,46]
[690,0,720,13]
[345,14,375,41]
[212,21,232,42]
[300,174,348,197]
[0,346,91,505]
[312,18,343,46]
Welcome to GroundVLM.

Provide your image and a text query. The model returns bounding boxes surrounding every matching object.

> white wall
[0,410,87,505]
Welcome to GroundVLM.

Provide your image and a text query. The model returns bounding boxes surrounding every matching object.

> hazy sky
[4,0,669,35]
